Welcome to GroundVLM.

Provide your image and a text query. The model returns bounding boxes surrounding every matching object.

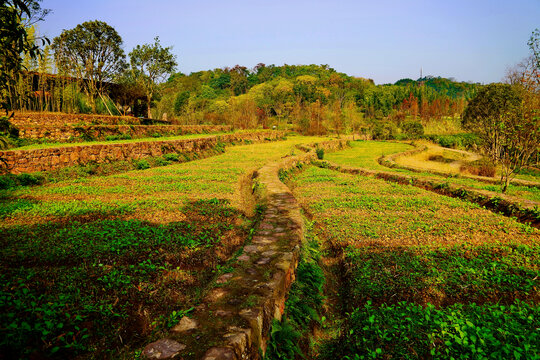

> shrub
[316,148,324,160]
[133,159,150,170]
[0,175,16,189]
[460,159,496,177]
[401,121,424,139]
[163,153,180,162]
[154,157,171,166]
[17,173,44,186]
[371,122,397,140]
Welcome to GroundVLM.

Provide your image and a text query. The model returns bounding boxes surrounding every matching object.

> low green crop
[320,300,539,360]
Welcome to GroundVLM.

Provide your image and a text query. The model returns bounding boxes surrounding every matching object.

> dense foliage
[156,64,479,134]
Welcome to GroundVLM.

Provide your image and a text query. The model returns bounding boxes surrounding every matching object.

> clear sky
[39,0,539,84]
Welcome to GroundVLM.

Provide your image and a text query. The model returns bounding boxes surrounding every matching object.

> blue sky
[39,0,539,84]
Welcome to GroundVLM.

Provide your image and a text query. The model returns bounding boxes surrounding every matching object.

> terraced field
[2,137,538,359]
[288,143,540,359]
[0,136,327,359]
[327,140,540,204]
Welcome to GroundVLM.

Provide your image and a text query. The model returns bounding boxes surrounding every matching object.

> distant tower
[420,67,423,80]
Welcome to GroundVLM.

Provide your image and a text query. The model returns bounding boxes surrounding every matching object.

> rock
[237,254,250,262]
[202,347,235,360]
[256,257,271,265]
[142,338,185,359]
[171,316,198,333]
[206,288,228,302]
[216,273,234,284]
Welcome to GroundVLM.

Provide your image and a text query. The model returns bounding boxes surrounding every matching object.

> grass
[0,135,330,358]
[288,165,539,359]
[324,141,413,170]
[0,199,246,359]
[8,131,235,151]
[327,140,540,203]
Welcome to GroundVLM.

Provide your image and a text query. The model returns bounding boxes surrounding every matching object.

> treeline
[1,2,481,136]
[156,64,480,135]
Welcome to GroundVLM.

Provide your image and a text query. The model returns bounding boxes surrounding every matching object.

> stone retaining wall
[17,124,233,142]
[141,139,348,360]
[0,131,284,174]
[11,112,141,126]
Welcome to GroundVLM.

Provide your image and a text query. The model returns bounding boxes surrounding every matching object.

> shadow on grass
[0,198,249,359]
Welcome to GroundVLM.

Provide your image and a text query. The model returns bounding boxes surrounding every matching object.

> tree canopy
[0,0,49,111]
[463,83,539,192]
[52,20,126,113]
[129,37,177,118]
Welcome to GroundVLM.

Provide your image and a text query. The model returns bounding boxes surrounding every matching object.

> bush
[316,148,324,160]
[17,173,44,186]
[401,121,424,139]
[133,159,150,170]
[154,157,171,166]
[105,134,132,141]
[0,173,44,189]
[422,134,481,150]
[460,159,496,177]
[162,153,180,162]
[371,122,397,140]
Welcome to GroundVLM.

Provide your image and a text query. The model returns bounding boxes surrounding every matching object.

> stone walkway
[141,140,347,359]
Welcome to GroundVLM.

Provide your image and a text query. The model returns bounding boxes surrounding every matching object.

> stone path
[141,140,347,359]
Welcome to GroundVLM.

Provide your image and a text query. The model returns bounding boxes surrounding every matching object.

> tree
[462,84,539,192]
[52,20,126,113]
[0,0,49,110]
[129,37,177,118]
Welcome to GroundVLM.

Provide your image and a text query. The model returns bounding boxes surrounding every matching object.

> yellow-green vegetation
[331,140,540,203]
[394,141,480,174]
[325,141,413,170]
[0,135,327,358]
[290,166,539,359]
[294,167,537,247]
[9,131,234,151]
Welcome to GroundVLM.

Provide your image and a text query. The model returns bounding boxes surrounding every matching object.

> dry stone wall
[0,131,284,174]
[11,112,141,126]
[17,124,233,142]
[140,139,348,360]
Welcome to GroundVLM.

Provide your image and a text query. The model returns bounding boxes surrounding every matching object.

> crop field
[327,140,540,203]
[324,141,413,170]
[0,136,327,358]
[289,165,539,359]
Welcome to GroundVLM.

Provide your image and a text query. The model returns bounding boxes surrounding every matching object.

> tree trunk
[147,95,152,119]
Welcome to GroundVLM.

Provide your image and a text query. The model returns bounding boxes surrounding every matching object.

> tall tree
[0,0,49,111]
[52,20,126,113]
[462,84,539,192]
[129,37,177,118]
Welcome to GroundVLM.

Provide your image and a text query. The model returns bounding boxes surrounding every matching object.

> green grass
[344,244,539,307]
[293,167,537,245]
[0,199,245,358]
[327,140,540,203]
[320,301,539,360]
[9,131,234,151]
[325,140,413,170]
[0,135,331,358]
